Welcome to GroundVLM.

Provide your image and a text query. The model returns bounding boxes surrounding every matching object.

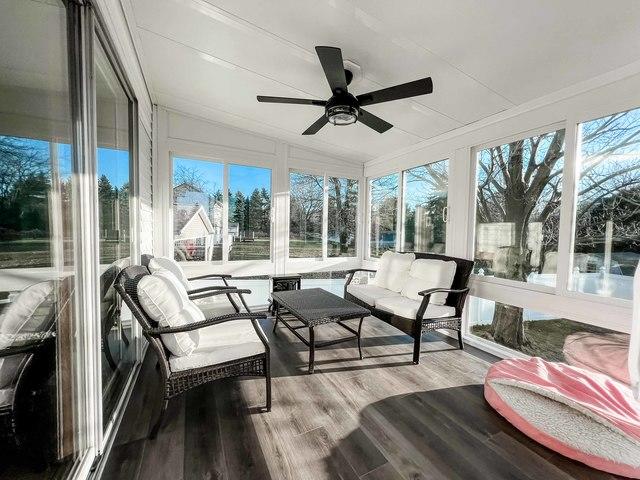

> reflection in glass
[327,177,358,257]
[95,38,135,429]
[474,130,565,285]
[369,173,399,258]
[570,107,640,300]
[0,0,82,475]
[403,161,448,253]
[173,157,224,261]
[289,172,323,258]
[468,296,621,361]
[229,165,271,260]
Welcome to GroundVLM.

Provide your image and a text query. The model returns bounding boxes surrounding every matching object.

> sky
[174,156,271,196]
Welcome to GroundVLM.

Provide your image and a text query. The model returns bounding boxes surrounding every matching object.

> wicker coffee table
[271,288,371,374]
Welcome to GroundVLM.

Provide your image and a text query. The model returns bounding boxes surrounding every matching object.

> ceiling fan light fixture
[327,104,358,126]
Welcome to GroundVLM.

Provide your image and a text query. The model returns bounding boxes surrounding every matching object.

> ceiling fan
[257,46,433,135]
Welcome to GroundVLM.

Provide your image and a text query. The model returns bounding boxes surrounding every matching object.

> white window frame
[400,159,450,254]
[468,119,636,309]
[169,152,275,266]
[366,157,451,261]
[287,168,360,261]
[468,122,567,296]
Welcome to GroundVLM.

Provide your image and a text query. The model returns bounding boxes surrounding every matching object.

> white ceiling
[127,0,640,163]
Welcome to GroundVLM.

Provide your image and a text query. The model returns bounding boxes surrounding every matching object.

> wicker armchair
[344,252,473,365]
[141,254,248,313]
[114,265,271,438]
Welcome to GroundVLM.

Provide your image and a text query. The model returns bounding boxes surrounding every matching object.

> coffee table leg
[308,326,315,374]
[357,316,365,360]
[272,301,279,333]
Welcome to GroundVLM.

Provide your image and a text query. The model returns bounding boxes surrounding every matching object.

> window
[468,297,619,361]
[95,36,136,428]
[172,157,224,262]
[403,161,448,253]
[327,177,358,257]
[0,0,86,474]
[289,172,323,258]
[474,129,565,286]
[228,164,271,261]
[570,107,640,300]
[369,173,399,257]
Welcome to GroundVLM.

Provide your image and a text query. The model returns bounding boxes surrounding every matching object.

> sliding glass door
[402,161,448,253]
[94,34,136,429]
[0,0,87,476]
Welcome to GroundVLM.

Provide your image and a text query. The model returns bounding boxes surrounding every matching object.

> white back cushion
[401,259,456,305]
[371,251,415,292]
[0,281,54,389]
[137,269,203,356]
[148,257,190,290]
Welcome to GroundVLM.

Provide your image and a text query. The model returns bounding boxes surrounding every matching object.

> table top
[271,288,370,327]
[269,274,302,280]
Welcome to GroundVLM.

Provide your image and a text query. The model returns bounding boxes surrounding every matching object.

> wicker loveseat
[344,252,473,364]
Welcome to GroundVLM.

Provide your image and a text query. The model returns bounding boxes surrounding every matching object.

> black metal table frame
[272,301,366,374]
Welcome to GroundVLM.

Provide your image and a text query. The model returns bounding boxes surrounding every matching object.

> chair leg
[457,329,464,350]
[412,333,421,365]
[265,369,272,412]
[272,303,279,333]
[150,398,168,439]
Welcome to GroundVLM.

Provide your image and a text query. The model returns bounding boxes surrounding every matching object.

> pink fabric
[485,357,640,478]
[563,332,630,386]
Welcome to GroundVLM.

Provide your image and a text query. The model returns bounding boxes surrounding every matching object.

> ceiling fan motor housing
[326,90,359,125]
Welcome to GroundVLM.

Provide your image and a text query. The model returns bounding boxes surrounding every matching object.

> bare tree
[290,173,324,242]
[477,110,640,348]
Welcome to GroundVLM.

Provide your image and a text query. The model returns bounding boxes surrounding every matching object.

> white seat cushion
[0,387,15,408]
[197,300,238,318]
[375,296,455,319]
[169,320,266,372]
[346,284,400,305]
[401,259,457,305]
[137,269,203,356]
[148,256,191,290]
[370,251,415,292]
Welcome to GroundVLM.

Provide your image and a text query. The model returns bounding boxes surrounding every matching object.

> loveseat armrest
[417,287,470,297]
[148,312,267,335]
[417,287,470,320]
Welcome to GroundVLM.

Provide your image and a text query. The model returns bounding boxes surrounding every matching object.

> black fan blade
[302,115,329,135]
[257,96,326,106]
[357,77,433,107]
[315,46,347,92]
[359,109,393,133]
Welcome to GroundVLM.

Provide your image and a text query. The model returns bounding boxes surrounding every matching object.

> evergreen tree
[232,190,246,234]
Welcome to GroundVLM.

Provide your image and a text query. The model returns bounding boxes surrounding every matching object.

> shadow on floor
[326,384,623,480]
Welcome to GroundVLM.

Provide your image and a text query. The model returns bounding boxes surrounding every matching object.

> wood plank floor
[101,315,624,480]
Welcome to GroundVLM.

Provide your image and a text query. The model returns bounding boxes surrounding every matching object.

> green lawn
[0,239,129,269]
[0,239,51,268]
[471,319,615,362]
[229,239,271,261]
[288,239,322,258]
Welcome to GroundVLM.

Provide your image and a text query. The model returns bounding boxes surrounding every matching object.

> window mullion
[222,163,229,263]
[396,169,403,252]
[556,118,579,297]
[322,173,328,260]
